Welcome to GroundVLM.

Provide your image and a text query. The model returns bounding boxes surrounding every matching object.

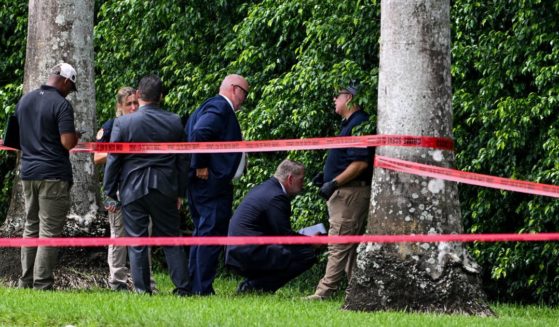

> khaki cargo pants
[19,180,70,290]
[313,185,370,298]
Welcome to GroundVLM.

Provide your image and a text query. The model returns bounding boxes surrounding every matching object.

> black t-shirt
[16,85,76,181]
[323,110,372,182]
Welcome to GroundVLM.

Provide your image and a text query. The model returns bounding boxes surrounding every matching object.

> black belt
[343,180,369,187]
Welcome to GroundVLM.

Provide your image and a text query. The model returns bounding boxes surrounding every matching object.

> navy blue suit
[104,104,190,294]
[185,95,242,295]
[226,177,316,293]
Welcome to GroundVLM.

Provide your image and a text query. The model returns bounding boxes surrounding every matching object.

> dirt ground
[0,215,111,289]
[0,245,109,289]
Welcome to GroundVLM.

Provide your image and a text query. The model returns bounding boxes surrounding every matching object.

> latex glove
[319,180,338,200]
[312,172,324,187]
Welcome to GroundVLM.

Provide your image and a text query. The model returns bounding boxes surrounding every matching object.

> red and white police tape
[1,233,559,248]
[2,134,559,247]
[1,134,454,153]
[375,156,559,198]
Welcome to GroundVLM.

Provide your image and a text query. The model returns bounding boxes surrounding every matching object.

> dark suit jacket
[185,95,242,184]
[103,104,188,205]
[225,177,302,272]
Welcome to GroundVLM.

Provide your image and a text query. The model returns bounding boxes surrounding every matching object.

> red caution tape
[0,144,16,151]
[375,156,559,198]
[0,233,558,248]
[64,134,453,153]
[2,135,452,153]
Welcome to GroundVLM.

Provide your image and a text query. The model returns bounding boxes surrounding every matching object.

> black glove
[312,172,324,187]
[319,180,338,200]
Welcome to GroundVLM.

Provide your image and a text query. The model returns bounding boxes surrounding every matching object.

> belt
[343,180,369,187]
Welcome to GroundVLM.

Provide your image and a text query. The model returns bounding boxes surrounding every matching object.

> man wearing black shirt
[306,85,373,300]
[16,62,80,290]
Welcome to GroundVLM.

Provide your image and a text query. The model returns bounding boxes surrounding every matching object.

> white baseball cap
[50,63,77,91]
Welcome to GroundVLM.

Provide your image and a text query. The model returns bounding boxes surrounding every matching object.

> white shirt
[220,94,247,179]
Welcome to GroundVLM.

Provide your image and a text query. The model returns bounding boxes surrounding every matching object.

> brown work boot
[303,294,326,301]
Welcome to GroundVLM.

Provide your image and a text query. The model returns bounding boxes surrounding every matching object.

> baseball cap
[343,81,359,96]
[50,63,77,91]
[344,85,358,96]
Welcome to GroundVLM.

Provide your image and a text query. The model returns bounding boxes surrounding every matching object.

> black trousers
[123,189,190,294]
[237,245,317,293]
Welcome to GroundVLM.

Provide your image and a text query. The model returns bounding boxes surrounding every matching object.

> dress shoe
[236,280,256,294]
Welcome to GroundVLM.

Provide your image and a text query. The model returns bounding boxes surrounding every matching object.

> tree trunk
[344,0,493,315]
[2,0,98,236]
[0,0,107,289]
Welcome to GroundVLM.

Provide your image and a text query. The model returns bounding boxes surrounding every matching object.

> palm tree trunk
[344,0,493,315]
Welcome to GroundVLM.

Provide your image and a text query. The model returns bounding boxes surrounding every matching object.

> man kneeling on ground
[225,159,318,293]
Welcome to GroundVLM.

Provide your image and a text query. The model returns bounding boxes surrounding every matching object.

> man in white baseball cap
[15,61,81,290]
[50,62,78,92]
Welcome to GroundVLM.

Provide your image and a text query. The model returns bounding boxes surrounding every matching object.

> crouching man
[225,159,317,293]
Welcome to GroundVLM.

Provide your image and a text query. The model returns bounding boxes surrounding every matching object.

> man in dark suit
[104,75,190,295]
[225,159,317,293]
[185,74,249,295]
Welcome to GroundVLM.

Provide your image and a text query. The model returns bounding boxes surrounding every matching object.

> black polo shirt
[16,85,75,181]
[323,110,372,182]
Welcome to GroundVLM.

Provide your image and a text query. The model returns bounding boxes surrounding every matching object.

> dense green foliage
[0,0,558,304]
[0,0,26,223]
[94,0,380,230]
[1,275,559,326]
[452,0,559,304]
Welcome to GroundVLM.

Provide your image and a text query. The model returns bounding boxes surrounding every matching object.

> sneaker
[111,283,128,292]
[303,294,325,301]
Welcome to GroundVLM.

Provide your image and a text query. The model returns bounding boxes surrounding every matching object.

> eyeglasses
[232,84,249,98]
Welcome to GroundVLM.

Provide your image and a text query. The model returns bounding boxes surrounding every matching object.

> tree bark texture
[343,0,493,315]
[3,0,98,236]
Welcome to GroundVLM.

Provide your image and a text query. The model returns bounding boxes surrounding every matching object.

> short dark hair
[138,74,163,103]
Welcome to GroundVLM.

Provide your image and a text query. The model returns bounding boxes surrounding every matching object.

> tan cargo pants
[313,185,370,298]
[19,180,70,290]
[108,211,157,290]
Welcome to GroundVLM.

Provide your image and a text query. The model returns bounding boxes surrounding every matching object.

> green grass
[0,274,557,327]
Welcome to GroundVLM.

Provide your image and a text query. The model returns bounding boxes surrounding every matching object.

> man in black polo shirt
[306,84,373,300]
[16,62,80,290]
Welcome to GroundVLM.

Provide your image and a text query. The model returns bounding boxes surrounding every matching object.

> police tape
[374,156,559,198]
[1,134,455,153]
[3,137,559,247]
[1,233,559,248]
[0,144,13,151]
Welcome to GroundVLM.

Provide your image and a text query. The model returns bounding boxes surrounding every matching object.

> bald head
[219,74,249,111]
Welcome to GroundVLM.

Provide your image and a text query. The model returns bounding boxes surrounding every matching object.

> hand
[76,129,86,139]
[177,197,184,210]
[196,167,209,180]
[311,172,324,187]
[319,180,338,200]
[103,198,121,213]
[311,232,326,249]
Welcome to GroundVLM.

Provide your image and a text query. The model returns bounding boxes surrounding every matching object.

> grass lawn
[0,274,557,327]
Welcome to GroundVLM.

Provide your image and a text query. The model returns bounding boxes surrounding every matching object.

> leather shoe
[236,280,256,294]
[172,288,192,297]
